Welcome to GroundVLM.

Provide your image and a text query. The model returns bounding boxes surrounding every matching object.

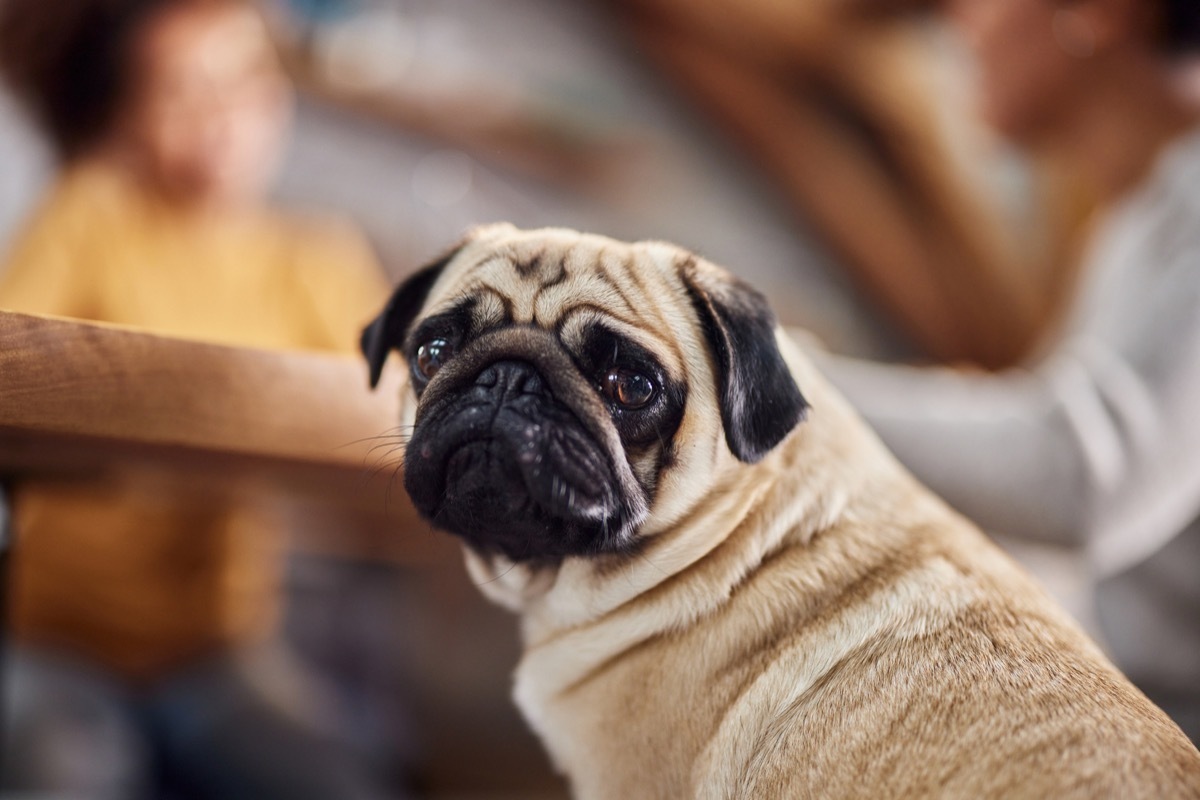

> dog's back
[526,476,1200,799]
[514,346,1200,800]
[692,502,1200,798]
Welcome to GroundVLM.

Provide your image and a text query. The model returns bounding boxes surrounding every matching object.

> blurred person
[606,0,1052,369]
[1180,53,1200,104]
[0,0,396,796]
[815,0,1200,741]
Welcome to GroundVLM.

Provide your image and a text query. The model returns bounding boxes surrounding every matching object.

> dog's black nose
[474,360,550,399]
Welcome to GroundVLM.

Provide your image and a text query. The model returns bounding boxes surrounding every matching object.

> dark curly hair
[0,0,192,160]
[1163,0,1200,52]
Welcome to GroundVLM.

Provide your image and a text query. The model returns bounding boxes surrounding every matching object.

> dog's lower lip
[411,428,622,532]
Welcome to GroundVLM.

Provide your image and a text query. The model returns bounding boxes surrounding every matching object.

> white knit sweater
[817,128,1200,703]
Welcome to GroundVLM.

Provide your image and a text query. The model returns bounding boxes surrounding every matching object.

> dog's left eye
[602,368,656,409]
[416,338,455,380]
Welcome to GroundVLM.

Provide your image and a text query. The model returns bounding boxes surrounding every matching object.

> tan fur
[398,224,1200,799]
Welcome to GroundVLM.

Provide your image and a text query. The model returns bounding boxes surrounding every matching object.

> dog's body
[363,225,1200,798]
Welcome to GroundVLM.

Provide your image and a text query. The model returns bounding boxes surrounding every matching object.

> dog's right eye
[415,338,455,380]
[602,368,657,409]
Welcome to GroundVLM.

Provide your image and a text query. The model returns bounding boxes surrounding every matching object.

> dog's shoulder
[690,509,1200,798]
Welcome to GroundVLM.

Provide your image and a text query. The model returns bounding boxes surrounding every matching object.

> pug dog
[362,224,1200,799]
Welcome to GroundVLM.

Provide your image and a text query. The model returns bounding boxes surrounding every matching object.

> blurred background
[1,0,1067,361]
[1,0,1197,797]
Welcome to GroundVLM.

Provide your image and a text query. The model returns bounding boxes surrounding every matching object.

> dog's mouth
[404,359,635,562]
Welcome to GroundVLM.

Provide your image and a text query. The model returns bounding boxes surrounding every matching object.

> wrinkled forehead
[424,230,695,373]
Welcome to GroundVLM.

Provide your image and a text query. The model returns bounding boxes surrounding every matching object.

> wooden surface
[0,310,446,562]
[1,309,397,468]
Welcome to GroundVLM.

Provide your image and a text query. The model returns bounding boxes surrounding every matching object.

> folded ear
[361,247,460,388]
[680,257,809,462]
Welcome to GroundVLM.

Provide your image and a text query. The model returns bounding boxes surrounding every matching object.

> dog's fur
[364,225,1200,799]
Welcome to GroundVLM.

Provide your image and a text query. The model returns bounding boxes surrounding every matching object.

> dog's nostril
[475,366,500,388]
[474,361,549,396]
[520,372,546,396]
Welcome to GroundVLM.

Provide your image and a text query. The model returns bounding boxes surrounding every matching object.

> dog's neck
[465,339,905,649]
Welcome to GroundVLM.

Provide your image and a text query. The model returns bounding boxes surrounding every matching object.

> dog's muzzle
[404,335,641,562]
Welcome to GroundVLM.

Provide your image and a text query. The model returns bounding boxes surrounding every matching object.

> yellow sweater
[0,161,387,680]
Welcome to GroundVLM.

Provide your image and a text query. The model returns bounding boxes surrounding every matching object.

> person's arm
[0,175,103,318]
[811,236,1200,551]
[0,212,96,318]
[816,353,1093,544]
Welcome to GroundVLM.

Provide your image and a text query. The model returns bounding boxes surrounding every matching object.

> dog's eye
[416,338,455,380]
[602,368,656,409]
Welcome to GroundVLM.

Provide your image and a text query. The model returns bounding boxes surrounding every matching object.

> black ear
[681,258,809,462]
[361,248,459,388]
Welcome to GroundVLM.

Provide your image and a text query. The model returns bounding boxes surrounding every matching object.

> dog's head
[363,225,808,564]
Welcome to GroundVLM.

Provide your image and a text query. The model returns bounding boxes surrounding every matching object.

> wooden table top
[0,309,446,562]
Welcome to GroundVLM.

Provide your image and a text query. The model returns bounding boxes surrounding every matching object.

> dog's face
[362,225,808,564]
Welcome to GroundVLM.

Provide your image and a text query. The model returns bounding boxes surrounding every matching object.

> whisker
[473,533,533,588]
[473,557,520,587]
[635,548,669,579]
[335,425,415,451]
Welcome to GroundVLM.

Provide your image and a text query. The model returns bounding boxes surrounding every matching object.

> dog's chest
[515,623,750,800]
